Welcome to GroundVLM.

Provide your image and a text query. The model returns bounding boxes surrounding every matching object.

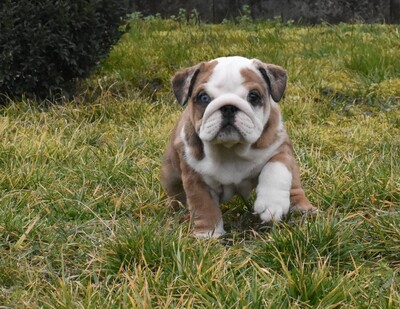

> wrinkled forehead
[205,57,264,96]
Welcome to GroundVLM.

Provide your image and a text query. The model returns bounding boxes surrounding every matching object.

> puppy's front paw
[193,219,225,239]
[254,161,292,222]
[194,229,226,239]
[253,191,291,222]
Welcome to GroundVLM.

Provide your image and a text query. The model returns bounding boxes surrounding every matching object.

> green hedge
[0,0,129,103]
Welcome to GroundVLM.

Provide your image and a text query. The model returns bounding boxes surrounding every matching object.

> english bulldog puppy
[161,56,314,238]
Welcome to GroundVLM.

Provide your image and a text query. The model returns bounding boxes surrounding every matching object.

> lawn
[0,16,399,307]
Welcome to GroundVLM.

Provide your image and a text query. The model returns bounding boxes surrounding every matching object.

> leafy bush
[0,0,129,103]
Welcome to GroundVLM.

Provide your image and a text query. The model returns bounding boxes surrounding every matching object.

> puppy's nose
[220,105,238,118]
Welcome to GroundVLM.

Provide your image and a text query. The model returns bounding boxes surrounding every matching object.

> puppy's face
[173,56,287,147]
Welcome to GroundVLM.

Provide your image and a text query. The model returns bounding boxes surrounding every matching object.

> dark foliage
[0,0,129,103]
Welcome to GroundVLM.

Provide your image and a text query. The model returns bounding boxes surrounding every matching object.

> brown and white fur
[161,56,314,238]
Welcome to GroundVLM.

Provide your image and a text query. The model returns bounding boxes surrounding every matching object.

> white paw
[194,230,226,239]
[193,219,225,239]
[254,161,292,223]
[253,192,290,222]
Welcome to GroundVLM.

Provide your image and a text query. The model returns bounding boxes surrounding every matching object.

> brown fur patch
[188,60,219,132]
[240,68,268,107]
[160,125,186,207]
[253,61,288,102]
[184,120,204,160]
[179,158,222,234]
[252,104,282,149]
[241,68,284,150]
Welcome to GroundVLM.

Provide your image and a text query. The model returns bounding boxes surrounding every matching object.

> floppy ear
[171,63,202,106]
[253,60,287,102]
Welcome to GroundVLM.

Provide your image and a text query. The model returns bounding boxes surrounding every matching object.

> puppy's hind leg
[161,157,187,208]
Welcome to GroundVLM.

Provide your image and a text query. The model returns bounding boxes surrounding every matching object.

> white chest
[184,141,282,202]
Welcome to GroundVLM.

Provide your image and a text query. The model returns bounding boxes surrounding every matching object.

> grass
[1,17,399,307]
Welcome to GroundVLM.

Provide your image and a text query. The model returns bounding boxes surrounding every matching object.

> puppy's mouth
[213,113,243,146]
[213,127,242,146]
[221,123,237,132]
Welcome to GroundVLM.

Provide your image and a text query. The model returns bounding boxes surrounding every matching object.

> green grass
[1,17,399,307]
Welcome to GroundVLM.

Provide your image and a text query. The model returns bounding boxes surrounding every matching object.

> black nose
[220,105,238,118]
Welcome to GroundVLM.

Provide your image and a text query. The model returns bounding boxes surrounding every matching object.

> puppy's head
[172,56,287,147]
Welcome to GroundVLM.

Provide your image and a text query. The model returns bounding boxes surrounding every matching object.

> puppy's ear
[254,60,287,102]
[171,63,202,106]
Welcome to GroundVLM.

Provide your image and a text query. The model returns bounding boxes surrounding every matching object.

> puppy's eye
[247,90,262,106]
[197,92,211,104]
